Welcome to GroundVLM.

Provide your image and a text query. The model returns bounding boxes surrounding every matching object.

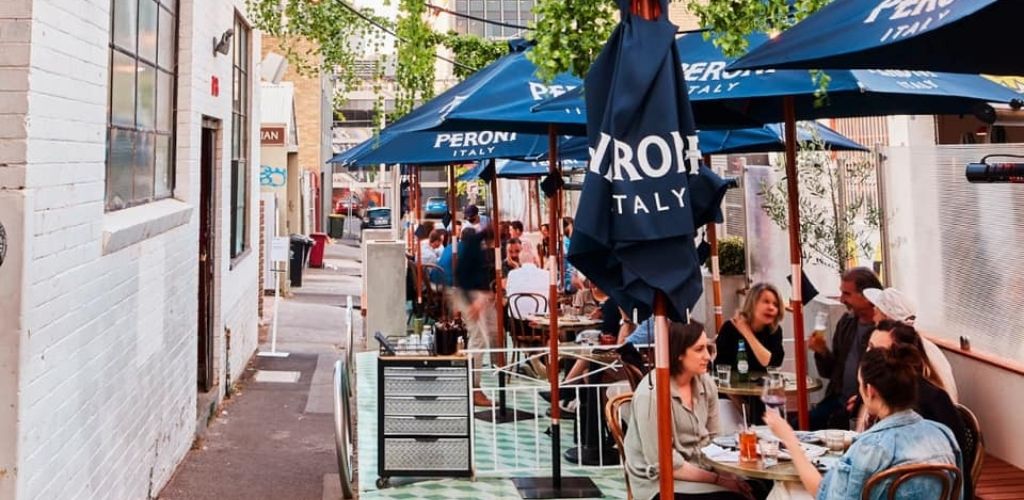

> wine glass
[761,372,786,420]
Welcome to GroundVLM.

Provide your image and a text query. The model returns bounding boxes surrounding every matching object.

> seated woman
[624,321,754,500]
[714,283,785,374]
[764,345,962,500]
[866,321,972,498]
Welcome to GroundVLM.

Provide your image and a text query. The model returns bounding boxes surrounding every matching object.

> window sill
[102,199,193,255]
[229,247,252,270]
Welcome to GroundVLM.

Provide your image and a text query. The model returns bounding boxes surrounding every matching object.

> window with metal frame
[230,15,251,258]
[106,0,177,211]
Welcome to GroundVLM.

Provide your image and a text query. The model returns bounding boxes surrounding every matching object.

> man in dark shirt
[808,267,881,430]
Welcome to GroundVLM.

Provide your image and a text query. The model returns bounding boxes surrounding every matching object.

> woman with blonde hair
[714,282,786,374]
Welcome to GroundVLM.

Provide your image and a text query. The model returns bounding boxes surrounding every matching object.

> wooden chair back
[420,263,447,321]
[605,392,634,500]
[507,293,548,346]
[956,403,984,489]
[861,463,962,500]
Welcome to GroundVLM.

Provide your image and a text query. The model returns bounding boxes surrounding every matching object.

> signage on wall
[261,126,286,146]
[211,75,220,97]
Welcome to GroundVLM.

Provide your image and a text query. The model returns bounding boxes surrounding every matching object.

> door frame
[198,118,220,392]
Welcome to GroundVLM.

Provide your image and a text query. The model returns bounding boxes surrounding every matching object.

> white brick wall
[1,0,262,497]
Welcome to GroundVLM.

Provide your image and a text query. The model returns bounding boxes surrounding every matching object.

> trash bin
[289,234,314,287]
[309,232,328,268]
[328,214,346,239]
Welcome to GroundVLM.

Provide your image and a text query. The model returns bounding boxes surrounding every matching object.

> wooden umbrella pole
[534,178,543,234]
[654,293,674,500]
[784,96,810,430]
[448,165,458,274]
[704,155,724,333]
[546,125,562,489]
[489,167,509,415]
[414,165,423,305]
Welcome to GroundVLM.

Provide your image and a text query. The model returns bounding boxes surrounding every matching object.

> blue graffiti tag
[260,165,286,187]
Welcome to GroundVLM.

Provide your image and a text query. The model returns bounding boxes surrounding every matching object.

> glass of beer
[739,428,759,462]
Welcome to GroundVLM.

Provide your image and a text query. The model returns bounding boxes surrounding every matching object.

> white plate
[778,442,829,460]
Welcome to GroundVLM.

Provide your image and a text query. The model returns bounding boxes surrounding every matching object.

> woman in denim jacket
[765,346,962,500]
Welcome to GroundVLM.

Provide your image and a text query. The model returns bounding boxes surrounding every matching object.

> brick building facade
[0,0,261,497]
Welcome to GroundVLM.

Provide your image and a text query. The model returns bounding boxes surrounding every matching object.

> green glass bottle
[737,340,749,383]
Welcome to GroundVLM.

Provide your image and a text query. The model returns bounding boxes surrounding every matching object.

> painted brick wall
[668,0,704,31]
[10,0,261,498]
[0,1,33,496]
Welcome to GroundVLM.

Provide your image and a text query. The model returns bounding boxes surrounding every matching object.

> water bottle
[737,340,749,382]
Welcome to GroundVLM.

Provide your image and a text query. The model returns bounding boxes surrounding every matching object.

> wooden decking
[976,454,1024,500]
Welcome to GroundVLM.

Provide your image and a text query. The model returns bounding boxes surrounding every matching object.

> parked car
[334,195,362,217]
[362,207,392,229]
[423,196,448,218]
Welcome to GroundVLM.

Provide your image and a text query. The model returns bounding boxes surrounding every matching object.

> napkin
[701,444,740,463]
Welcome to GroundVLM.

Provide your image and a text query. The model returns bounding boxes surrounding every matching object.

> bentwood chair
[605,392,635,500]
[956,403,985,492]
[861,463,962,500]
[506,292,549,370]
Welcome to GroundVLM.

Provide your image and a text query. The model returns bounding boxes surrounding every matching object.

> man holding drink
[807,268,882,430]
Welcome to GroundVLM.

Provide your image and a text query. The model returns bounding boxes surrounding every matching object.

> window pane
[107,129,135,210]
[138,0,158,62]
[232,67,241,111]
[158,9,174,70]
[156,70,172,132]
[113,0,138,52]
[133,132,155,202]
[137,62,156,129]
[160,0,175,13]
[232,113,240,158]
[155,134,171,197]
[110,51,136,127]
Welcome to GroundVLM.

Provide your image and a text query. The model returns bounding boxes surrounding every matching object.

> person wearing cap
[463,205,481,230]
[808,267,882,430]
[863,287,958,402]
[452,227,497,407]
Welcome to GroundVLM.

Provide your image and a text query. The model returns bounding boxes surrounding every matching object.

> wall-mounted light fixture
[213,29,234,56]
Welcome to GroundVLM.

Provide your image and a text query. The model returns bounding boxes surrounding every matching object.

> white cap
[863,287,917,323]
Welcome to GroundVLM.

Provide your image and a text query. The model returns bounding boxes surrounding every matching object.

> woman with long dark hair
[765,345,961,499]
[624,321,754,500]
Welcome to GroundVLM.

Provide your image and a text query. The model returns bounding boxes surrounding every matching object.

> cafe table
[702,432,832,500]
[716,372,824,397]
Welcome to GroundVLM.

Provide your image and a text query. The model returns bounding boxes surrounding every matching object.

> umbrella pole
[448,164,458,275]
[547,125,563,490]
[489,167,511,420]
[784,96,810,430]
[415,165,423,306]
[534,178,543,233]
[704,155,725,333]
[653,293,674,500]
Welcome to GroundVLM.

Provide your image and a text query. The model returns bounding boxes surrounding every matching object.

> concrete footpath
[159,241,365,500]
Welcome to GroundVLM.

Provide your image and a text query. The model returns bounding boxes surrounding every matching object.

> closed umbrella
[729,0,1022,75]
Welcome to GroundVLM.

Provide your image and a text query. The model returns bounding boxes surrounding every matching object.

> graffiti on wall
[260,165,287,188]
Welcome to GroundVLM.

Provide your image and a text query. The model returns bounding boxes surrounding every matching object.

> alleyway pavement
[159,241,364,500]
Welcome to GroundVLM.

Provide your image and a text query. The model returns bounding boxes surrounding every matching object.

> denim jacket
[818,410,962,500]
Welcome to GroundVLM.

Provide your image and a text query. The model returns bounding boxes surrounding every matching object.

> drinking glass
[760,439,780,467]
[761,373,787,420]
[824,430,846,455]
[739,429,759,462]
[715,365,731,387]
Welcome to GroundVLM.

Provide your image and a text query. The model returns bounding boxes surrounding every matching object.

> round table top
[526,314,602,329]
[715,372,823,397]
[702,453,803,482]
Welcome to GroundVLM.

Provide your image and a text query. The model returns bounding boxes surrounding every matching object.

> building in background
[0,0,262,497]
[452,0,535,38]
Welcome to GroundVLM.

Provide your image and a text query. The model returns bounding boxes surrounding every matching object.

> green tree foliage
[758,125,879,274]
[527,0,616,81]
[434,31,507,80]
[394,0,436,117]
[688,0,832,57]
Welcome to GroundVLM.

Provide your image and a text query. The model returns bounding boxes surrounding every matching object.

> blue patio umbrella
[730,0,1021,75]
[567,1,714,498]
[700,121,868,155]
[328,129,559,167]
[535,32,1022,123]
[456,158,588,182]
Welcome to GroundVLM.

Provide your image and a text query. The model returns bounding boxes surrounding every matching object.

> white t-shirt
[419,240,442,266]
[505,264,550,318]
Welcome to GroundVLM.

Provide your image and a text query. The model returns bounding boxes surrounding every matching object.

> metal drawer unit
[377,355,472,488]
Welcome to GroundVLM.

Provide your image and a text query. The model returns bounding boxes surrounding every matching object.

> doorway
[198,122,218,392]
